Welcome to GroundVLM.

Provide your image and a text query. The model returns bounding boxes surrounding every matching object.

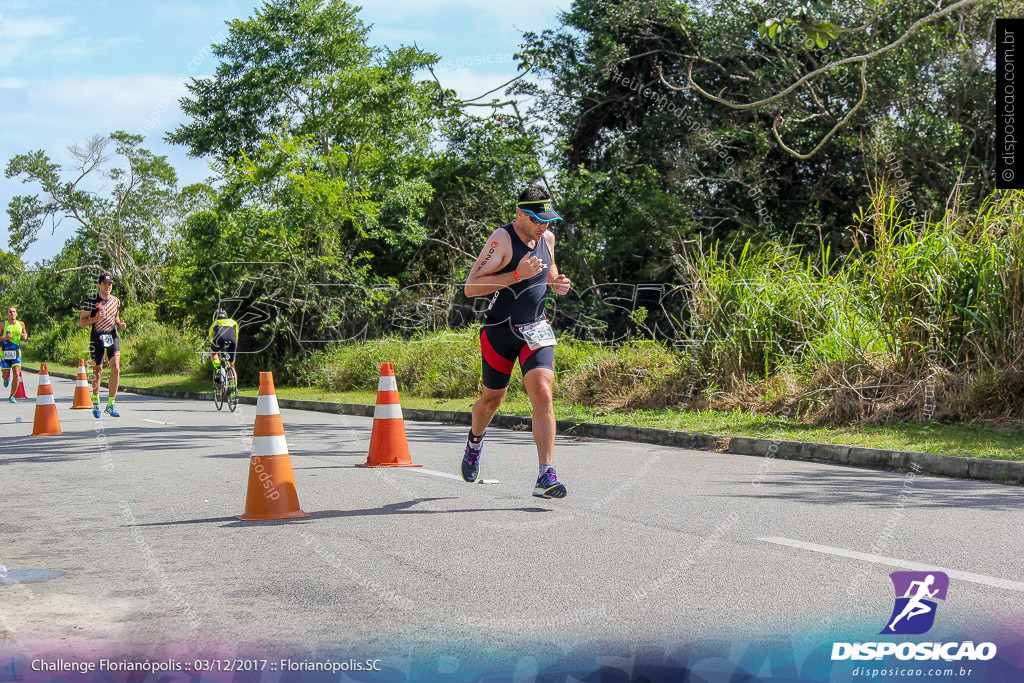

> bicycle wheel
[212,372,224,411]
[226,367,239,412]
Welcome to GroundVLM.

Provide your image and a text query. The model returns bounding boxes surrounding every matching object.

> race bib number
[100,334,114,348]
[3,349,17,360]
[515,320,557,351]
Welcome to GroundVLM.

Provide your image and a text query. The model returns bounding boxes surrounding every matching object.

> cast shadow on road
[0,434,91,464]
[727,468,1024,510]
[134,496,553,528]
[0,453,86,466]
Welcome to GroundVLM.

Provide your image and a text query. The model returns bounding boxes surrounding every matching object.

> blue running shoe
[92,405,101,419]
[533,467,567,499]
[104,403,120,417]
[2,378,8,388]
[8,396,16,404]
[461,442,481,483]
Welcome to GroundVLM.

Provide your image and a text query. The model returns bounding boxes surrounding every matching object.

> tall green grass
[676,188,1024,422]
[294,328,484,398]
[855,190,1024,369]
[681,239,883,381]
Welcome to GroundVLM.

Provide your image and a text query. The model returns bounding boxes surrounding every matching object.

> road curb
[28,367,1023,486]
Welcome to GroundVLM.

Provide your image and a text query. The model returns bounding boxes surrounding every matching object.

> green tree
[167,0,436,166]
[164,0,442,359]
[5,131,180,302]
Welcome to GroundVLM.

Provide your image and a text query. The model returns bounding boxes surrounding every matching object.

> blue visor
[520,207,562,223]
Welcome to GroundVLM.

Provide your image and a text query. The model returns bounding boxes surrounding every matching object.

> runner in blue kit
[462,185,573,498]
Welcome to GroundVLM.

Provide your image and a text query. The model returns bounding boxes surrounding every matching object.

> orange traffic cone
[357,363,421,468]
[31,364,61,436]
[71,359,92,409]
[236,372,310,521]
[13,367,28,399]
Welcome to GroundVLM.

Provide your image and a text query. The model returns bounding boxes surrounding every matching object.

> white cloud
[0,74,191,138]
[0,12,72,67]
[369,26,447,44]
[148,0,246,44]
[0,11,141,69]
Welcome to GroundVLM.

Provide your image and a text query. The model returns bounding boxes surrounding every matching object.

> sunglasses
[521,208,558,226]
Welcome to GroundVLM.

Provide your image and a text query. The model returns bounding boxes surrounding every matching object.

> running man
[888,574,939,631]
[78,272,126,418]
[209,308,238,383]
[462,185,572,498]
[2,306,28,403]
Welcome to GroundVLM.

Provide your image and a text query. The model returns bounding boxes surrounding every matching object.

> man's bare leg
[524,368,555,466]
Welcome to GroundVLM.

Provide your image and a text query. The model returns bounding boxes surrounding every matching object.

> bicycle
[203,352,238,412]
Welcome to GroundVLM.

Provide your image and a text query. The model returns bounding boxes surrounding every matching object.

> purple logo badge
[881,571,949,635]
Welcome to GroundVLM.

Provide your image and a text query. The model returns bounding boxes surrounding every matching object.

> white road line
[407,468,502,484]
[410,468,467,482]
[139,418,175,425]
[760,537,1024,592]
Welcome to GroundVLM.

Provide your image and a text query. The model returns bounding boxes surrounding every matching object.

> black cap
[517,199,562,222]
[97,273,113,284]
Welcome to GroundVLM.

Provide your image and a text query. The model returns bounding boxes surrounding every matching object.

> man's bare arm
[465,230,516,297]
[545,232,571,295]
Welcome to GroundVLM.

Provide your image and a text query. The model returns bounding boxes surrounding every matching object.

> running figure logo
[881,571,949,635]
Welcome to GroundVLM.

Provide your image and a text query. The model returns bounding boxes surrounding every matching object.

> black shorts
[211,338,237,363]
[89,332,121,365]
[480,323,555,390]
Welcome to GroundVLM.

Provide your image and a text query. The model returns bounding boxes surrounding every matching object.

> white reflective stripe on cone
[252,434,288,456]
[256,394,280,416]
[36,393,55,406]
[77,366,87,373]
[373,403,403,420]
[38,375,51,386]
[75,380,89,387]
[377,375,398,392]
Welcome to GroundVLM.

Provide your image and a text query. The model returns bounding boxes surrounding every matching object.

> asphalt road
[1,372,1022,674]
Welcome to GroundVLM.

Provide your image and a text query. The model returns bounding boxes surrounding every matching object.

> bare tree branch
[667,0,984,110]
[430,65,533,105]
[772,61,869,159]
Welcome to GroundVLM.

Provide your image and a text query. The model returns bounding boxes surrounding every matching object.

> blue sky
[0,0,570,264]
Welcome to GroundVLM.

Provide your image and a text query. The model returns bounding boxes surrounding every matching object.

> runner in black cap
[462,185,573,497]
[78,272,127,418]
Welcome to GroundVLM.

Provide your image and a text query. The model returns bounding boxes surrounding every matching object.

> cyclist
[79,272,127,418]
[2,305,28,403]
[209,308,238,385]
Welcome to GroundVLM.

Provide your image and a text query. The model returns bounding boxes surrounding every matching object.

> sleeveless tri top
[483,223,552,325]
[2,321,22,350]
